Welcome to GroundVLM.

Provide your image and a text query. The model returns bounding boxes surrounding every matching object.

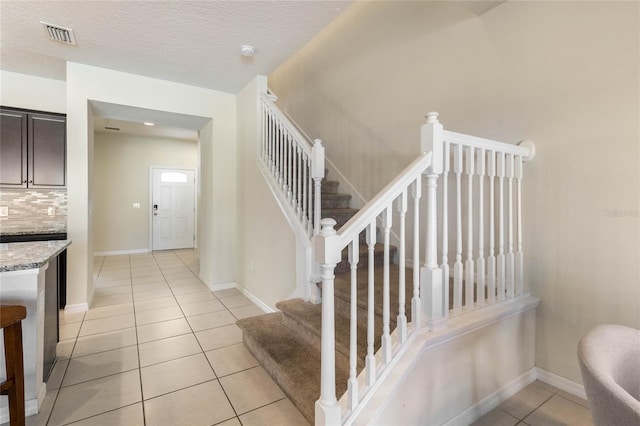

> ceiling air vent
[41,21,76,45]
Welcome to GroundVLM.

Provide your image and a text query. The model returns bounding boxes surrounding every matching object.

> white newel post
[421,112,445,330]
[311,139,325,236]
[314,219,342,426]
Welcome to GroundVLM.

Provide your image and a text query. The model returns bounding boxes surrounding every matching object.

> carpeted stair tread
[276,299,379,370]
[320,208,360,229]
[321,180,340,193]
[335,242,397,274]
[321,193,352,209]
[237,312,348,424]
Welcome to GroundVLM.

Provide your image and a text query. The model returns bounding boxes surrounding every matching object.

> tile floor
[4,250,592,426]
[18,249,308,426]
[472,380,592,426]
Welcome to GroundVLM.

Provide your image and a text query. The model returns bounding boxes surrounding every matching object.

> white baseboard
[235,285,276,313]
[0,389,42,424]
[94,248,150,256]
[209,281,237,292]
[64,303,89,313]
[443,368,537,426]
[536,367,587,400]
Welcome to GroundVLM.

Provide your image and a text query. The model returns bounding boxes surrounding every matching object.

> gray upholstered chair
[578,324,640,426]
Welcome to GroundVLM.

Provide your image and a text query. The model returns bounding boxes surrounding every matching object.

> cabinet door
[29,113,66,188]
[0,108,28,187]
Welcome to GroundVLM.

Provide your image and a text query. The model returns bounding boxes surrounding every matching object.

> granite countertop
[0,240,71,272]
[0,229,67,237]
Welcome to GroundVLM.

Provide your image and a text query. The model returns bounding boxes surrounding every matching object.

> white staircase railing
[313,112,534,425]
[259,93,325,239]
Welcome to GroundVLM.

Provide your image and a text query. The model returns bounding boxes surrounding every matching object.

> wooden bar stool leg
[5,321,26,426]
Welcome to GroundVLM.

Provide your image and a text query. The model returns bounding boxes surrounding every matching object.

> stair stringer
[255,156,321,302]
[341,296,539,425]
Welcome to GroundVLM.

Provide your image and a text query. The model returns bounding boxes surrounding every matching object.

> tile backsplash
[0,189,67,234]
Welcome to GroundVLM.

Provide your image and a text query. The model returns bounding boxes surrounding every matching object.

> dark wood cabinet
[0,107,66,189]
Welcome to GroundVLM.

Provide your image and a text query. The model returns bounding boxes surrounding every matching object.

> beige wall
[235,76,298,308]
[1,70,66,113]
[269,1,640,383]
[93,132,197,253]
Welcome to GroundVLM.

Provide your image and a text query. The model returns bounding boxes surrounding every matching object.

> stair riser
[321,197,351,209]
[321,181,339,194]
[241,332,315,424]
[280,312,354,371]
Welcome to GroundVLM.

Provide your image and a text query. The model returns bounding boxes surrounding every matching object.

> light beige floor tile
[500,380,555,420]
[134,296,178,312]
[557,390,590,409]
[214,418,241,426]
[239,398,309,426]
[79,313,135,337]
[135,305,184,325]
[132,287,174,301]
[84,302,134,320]
[137,317,192,343]
[26,389,58,426]
[167,277,203,288]
[219,366,285,414]
[131,268,162,278]
[62,346,139,387]
[175,290,216,305]
[94,286,132,297]
[97,273,131,282]
[219,294,253,308]
[144,380,235,426]
[229,304,265,320]
[59,310,85,324]
[181,299,226,316]
[48,370,141,425]
[171,283,208,295]
[46,359,69,390]
[524,394,593,426]
[91,292,133,308]
[196,324,243,351]
[131,281,169,291]
[59,322,82,340]
[131,276,167,285]
[138,333,202,367]
[471,408,520,426]
[66,403,144,426]
[56,339,75,360]
[213,288,241,298]
[205,343,259,377]
[141,353,216,399]
[94,278,132,289]
[187,310,236,332]
[72,327,137,358]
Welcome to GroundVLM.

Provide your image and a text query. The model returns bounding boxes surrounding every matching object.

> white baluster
[487,150,496,303]
[296,148,302,217]
[497,152,506,300]
[382,206,392,364]
[313,219,341,425]
[311,139,325,235]
[365,220,376,386]
[268,111,274,173]
[411,178,422,327]
[506,154,515,298]
[465,146,475,310]
[302,156,309,233]
[396,189,407,343]
[476,148,486,307]
[441,142,450,317]
[347,238,359,410]
[308,162,314,236]
[285,131,291,196]
[515,155,524,295]
[453,144,463,313]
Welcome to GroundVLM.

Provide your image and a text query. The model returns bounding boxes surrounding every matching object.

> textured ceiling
[0,0,353,94]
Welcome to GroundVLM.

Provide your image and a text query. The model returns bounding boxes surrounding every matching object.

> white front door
[152,168,195,251]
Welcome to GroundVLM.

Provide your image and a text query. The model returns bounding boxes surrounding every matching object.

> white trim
[93,248,150,256]
[536,367,587,400]
[443,368,537,426]
[234,284,277,313]
[209,281,236,292]
[0,397,40,424]
[64,303,89,313]
[208,281,276,313]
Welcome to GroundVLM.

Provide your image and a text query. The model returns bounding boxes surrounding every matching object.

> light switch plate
[133,203,141,209]
[47,207,55,216]
[0,206,8,217]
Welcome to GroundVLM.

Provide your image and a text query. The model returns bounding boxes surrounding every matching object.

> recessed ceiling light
[240,45,255,57]
[143,122,154,126]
